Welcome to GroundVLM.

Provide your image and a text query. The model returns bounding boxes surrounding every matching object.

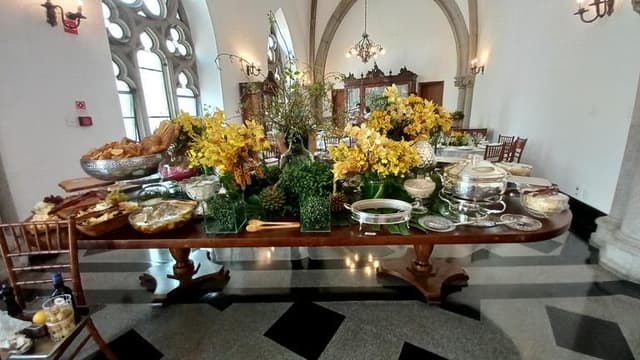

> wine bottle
[1,284,23,318]
[51,273,78,321]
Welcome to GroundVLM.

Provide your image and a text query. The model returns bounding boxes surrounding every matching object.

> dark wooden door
[419,81,444,106]
[332,89,346,127]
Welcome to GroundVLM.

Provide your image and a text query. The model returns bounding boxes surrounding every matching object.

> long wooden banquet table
[76,195,572,305]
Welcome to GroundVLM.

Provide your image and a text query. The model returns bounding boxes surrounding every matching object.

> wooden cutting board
[58,177,115,193]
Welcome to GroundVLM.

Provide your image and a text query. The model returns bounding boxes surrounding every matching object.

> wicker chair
[0,219,117,359]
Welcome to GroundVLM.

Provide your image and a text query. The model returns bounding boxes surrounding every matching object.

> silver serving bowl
[80,153,163,181]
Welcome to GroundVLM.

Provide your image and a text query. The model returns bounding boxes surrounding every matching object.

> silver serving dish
[439,191,506,223]
[80,153,163,181]
[442,157,508,201]
[344,199,413,225]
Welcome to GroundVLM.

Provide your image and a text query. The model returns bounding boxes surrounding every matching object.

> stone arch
[314,0,472,113]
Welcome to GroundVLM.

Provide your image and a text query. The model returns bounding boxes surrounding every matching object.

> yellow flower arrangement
[366,84,453,141]
[185,110,271,189]
[448,131,469,146]
[329,124,421,182]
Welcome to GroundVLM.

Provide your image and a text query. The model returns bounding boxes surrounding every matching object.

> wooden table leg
[377,244,469,304]
[139,247,230,305]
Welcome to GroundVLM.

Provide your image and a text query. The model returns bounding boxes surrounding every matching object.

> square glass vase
[300,194,331,233]
[203,194,247,234]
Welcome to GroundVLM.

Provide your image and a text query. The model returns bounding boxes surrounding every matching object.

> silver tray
[345,199,412,225]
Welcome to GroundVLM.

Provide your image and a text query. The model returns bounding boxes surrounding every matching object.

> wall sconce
[470,58,484,75]
[214,53,262,77]
[574,0,614,23]
[41,0,86,31]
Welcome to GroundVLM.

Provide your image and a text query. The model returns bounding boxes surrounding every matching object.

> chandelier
[346,0,385,63]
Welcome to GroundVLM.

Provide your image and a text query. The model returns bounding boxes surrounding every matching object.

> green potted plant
[261,62,338,170]
[279,161,333,232]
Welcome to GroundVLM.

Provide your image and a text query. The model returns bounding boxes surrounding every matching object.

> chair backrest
[0,219,85,309]
[460,128,488,138]
[509,137,528,163]
[498,134,515,146]
[322,136,342,150]
[498,134,516,144]
[260,144,281,166]
[484,143,506,162]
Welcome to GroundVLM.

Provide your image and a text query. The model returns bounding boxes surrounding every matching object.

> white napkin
[0,311,32,349]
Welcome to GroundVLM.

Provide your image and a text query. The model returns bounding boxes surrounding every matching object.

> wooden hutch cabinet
[342,63,418,113]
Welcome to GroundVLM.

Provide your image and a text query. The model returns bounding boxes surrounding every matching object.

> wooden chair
[498,134,515,147]
[322,136,342,150]
[483,143,506,162]
[260,145,281,167]
[0,219,117,360]
[507,137,528,163]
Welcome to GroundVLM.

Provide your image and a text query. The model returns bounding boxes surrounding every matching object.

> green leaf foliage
[280,162,333,203]
[245,165,282,197]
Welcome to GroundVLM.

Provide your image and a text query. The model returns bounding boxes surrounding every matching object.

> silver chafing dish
[442,156,508,201]
[439,157,509,222]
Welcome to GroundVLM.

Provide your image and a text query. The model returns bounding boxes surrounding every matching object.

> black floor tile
[546,305,634,360]
[521,239,563,254]
[398,342,447,360]
[201,292,233,311]
[89,329,163,360]
[264,301,345,359]
[470,248,491,262]
[440,298,481,321]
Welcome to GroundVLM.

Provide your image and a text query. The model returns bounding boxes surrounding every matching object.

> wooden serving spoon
[248,219,300,226]
[245,220,300,232]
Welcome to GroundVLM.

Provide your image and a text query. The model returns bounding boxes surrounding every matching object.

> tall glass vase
[203,191,247,235]
[362,177,386,199]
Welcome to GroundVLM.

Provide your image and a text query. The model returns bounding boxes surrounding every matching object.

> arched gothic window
[267,10,296,88]
[102,0,200,140]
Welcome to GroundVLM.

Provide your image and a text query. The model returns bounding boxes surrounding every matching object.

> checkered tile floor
[5,232,640,359]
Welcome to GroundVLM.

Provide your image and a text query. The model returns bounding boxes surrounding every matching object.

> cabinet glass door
[397,84,410,97]
[346,88,360,111]
[365,86,385,109]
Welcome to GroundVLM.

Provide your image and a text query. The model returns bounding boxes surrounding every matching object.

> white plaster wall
[207,0,310,121]
[314,0,342,53]
[471,0,640,213]
[0,0,124,220]
[183,0,224,110]
[325,0,458,110]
